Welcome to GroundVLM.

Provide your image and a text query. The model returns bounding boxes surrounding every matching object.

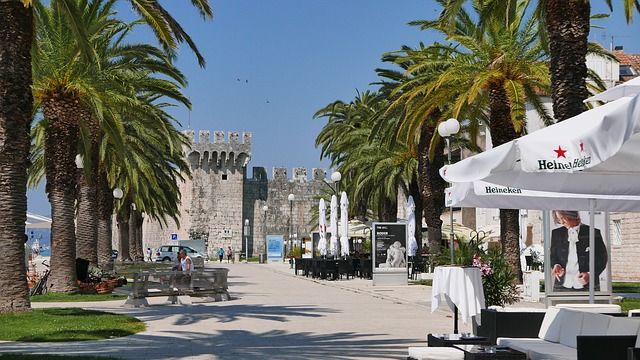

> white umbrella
[339,191,350,257]
[329,195,338,256]
[318,199,327,256]
[406,196,418,257]
[585,76,640,103]
[440,94,640,195]
[440,94,640,303]
[446,181,640,211]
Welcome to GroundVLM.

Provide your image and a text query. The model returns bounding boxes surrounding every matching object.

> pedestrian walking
[226,246,233,263]
[217,247,225,263]
[146,247,152,262]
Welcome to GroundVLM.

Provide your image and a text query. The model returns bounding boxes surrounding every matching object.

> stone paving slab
[0,262,540,359]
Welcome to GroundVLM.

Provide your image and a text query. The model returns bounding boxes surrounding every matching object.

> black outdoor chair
[338,259,355,280]
[360,259,372,279]
[294,258,305,276]
[325,260,339,280]
[411,259,425,280]
[352,258,361,277]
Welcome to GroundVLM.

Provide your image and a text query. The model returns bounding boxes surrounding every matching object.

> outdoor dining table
[431,266,485,334]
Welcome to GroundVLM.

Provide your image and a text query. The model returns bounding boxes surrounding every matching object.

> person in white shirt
[550,210,607,291]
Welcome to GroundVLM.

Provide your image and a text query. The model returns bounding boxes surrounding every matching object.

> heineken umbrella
[446,181,640,212]
[406,196,418,257]
[329,195,338,256]
[318,199,328,256]
[440,94,640,303]
[440,94,640,195]
[585,76,640,103]
[339,191,350,257]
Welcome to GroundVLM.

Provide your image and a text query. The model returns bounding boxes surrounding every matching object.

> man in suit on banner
[550,210,608,291]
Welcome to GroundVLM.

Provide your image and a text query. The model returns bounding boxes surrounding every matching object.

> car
[154,245,205,262]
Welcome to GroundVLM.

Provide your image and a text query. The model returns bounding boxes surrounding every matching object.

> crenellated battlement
[183,130,252,171]
[270,167,326,182]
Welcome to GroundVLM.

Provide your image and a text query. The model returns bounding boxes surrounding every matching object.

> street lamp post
[244,219,250,263]
[262,204,268,262]
[288,193,295,267]
[437,118,460,265]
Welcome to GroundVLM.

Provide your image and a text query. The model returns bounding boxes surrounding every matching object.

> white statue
[385,241,406,268]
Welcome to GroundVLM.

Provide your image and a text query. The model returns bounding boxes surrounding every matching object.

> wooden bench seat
[124,268,230,307]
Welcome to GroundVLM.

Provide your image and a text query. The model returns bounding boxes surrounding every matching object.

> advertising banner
[372,222,407,272]
[544,210,612,297]
[266,235,284,263]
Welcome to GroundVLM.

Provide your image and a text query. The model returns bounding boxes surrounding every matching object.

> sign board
[372,222,407,286]
[170,233,178,241]
[543,210,612,304]
[266,235,284,263]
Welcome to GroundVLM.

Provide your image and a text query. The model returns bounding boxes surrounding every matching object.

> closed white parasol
[318,199,327,256]
[406,196,418,257]
[339,191,350,257]
[329,195,338,256]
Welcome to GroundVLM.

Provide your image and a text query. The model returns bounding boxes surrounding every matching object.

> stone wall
[245,167,327,257]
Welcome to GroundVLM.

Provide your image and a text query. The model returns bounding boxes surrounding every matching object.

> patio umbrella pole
[454,306,458,334]
[589,199,595,304]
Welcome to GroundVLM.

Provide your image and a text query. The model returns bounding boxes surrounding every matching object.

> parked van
[154,245,204,262]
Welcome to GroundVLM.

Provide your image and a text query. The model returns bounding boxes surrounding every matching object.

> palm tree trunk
[546,0,590,121]
[117,207,132,262]
[75,120,100,265]
[0,0,33,312]
[76,171,98,265]
[96,172,113,269]
[418,118,446,256]
[128,210,144,261]
[43,93,85,292]
[488,83,521,281]
[378,195,397,222]
[409,175,422,246]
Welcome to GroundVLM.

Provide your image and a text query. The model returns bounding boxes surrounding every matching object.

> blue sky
[27,1,640,216]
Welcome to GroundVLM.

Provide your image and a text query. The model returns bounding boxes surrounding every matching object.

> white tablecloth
[431,266,485,324]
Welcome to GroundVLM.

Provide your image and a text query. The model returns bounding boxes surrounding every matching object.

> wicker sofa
[496,307,640,360]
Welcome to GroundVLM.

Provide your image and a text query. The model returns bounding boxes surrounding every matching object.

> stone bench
[124,268,230,307]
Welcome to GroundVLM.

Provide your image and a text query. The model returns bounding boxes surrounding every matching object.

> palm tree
[0,0,211,309]
[389,0,552,278]
[436,0,640,121]
[0,0,34,312]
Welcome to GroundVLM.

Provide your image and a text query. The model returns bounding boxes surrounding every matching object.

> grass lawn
[0,355,120,360]
[0,308,145,342]
[31,293,127,302]
[409,279,432,286]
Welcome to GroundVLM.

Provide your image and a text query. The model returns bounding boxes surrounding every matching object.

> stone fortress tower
[139,129,328,259]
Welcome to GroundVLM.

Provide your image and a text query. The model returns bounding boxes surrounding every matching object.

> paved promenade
[1,262,481,360]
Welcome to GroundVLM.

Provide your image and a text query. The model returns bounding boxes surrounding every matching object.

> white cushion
[498,338,575,360]
[538,307,563,342]
[558,309,583,348]
[528,345,577,360]
[580,312,611,335]
[407,347,464,360]
[556,303,621,314]
[607,317,640,335]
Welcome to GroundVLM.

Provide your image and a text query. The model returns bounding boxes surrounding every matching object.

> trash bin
[259,254,267,264]
[234,252,240,264]
[76,258,90,283]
